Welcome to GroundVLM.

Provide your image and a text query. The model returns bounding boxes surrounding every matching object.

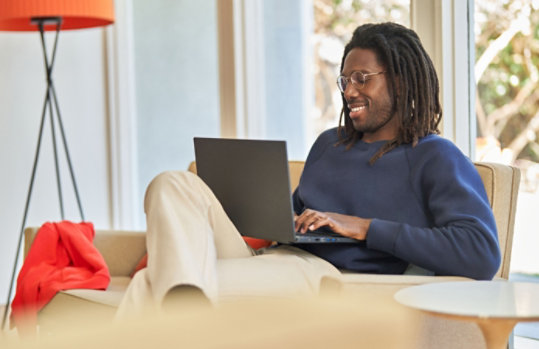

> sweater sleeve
[366,139,501,280]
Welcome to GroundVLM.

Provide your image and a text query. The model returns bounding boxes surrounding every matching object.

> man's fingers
[303,214,329,232]
[295,209,340,234]
[296,210,323,233]
[309,217,331,231]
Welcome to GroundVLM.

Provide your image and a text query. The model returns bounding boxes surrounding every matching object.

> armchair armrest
[24,227,146,277]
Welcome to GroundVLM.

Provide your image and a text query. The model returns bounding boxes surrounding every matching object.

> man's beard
[352,102,396,134]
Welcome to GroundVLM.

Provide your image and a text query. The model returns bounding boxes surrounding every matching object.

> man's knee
[148,171,198,191]
[144,171,200,207]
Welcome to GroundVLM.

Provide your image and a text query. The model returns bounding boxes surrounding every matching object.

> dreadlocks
[337,22,442,164]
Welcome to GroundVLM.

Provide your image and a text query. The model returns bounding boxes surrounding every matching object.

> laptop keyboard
[298,230,342,238]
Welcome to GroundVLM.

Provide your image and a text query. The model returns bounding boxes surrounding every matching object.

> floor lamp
[0,0,114,330]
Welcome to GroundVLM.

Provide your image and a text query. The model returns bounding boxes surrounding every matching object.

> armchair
[22,161,520,348]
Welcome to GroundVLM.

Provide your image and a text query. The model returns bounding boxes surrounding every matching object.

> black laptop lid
[193,137,297,243]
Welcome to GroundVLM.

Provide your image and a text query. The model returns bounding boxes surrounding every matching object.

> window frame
[410,0,475,157]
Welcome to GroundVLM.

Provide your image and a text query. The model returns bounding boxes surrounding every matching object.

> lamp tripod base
[1,17,85,331]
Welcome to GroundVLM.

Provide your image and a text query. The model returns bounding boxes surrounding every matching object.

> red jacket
[11,221,110,329]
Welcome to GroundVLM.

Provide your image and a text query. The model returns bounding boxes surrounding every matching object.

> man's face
[341,48,398,143]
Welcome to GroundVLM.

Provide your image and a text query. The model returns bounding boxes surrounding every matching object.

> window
[474,0,539,279]
[112,0,486,238]
[229,0,474,156]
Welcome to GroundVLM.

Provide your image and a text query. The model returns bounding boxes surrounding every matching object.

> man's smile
[348,102,368,119]
[349,105,366,113]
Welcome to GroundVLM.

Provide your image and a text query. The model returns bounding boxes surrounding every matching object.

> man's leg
[117,171,341,318]
[125,171,253,313]
[216,245,343,302]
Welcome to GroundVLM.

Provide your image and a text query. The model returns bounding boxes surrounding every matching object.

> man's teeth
[350,105,366,112]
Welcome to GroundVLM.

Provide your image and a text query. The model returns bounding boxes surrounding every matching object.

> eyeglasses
[336,71,386,93]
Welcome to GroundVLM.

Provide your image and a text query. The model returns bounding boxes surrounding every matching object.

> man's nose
[344,81,360,100]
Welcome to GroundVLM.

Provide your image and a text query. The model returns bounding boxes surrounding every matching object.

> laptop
[193,137,358,244]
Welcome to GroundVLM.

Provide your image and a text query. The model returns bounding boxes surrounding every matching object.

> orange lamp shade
[0,0,114,31]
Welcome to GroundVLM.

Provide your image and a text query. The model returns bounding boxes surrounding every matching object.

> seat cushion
[37,277,131,330]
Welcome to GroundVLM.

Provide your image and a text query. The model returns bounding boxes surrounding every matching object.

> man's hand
[294,209,371,241]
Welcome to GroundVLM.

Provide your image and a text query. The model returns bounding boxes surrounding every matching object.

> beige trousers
[116,171,341,318]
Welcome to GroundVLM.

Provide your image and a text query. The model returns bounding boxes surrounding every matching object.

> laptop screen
[194,137,297,243]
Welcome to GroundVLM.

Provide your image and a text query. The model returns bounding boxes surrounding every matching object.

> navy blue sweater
[292,128,500,280]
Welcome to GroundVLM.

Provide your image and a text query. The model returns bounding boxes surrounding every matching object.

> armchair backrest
[473,162,520,279]
[187,160,305,191]
[187,160,521,279]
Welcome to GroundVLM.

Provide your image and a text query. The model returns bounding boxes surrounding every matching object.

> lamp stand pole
[1,17,85,331]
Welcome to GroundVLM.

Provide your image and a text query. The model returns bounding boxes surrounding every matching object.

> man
[292,22,499,279]
[117,22,499,315]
